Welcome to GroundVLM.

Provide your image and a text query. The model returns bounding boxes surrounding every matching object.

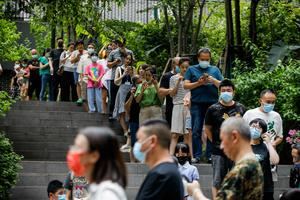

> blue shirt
[184,64,223,103]
[178,161,200,182]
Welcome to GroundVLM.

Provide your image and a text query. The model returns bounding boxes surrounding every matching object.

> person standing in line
[169,58,192,156]
[84,53,105,113]
[250,118,279,200]
[184,48,223,163]
[67,127,127,200]
[135,67,162,124]
[134,119,184,200]
[28,49,41,100]
[39,48,54,101]
[60,42,77,102]
[113,54,135,151]
[70,40,88,105]
[107,39,134,117]
[49,38,65,101]
[187,117,263,200]
[204,79,246,198]
[158,57,181,128]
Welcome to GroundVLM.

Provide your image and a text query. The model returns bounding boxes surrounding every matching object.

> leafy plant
[0,91,15,117]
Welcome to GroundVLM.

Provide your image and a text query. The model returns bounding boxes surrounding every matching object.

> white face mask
[199,60,210,69]
[87,48,95,55]
[91,56,98,62]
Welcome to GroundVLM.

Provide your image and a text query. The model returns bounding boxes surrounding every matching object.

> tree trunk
[249,0,259,44]
[51,26,56,49]
[234,0,243,60]
[191,0,206,53]
[163,5,175,57]
[67,25,71,43]
[177,0,183,55]
[182,0,195,54]
[224,0,234,78]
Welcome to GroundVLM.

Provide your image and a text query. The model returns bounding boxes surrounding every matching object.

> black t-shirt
[50,48,64,71]
[125,91,140,123]
[205,101,246,155]
[160,71,175,112]
[28,59,40,80]
[135,162,184,200]
[252,142,274,192]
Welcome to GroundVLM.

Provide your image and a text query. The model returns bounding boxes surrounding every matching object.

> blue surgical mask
[262,103,275,113]
[133,138,151,163]
[220,92,233,103]
[250,127,261,139]
[175,66,180,74]
[199,61,209,69]
[58,194,66,200]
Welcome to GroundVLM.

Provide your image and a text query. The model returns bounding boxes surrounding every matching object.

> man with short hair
[243,89,283,147]
[205,79,246,199]
[187,117,263,200]
[134,119,184,200]
[158,56,180,127]
[49,38,65,101]
[47,180,65,200]
[28,49,41,100]
[184,48,223,163]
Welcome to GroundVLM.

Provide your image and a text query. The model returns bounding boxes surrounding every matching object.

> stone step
[11,101,86,112]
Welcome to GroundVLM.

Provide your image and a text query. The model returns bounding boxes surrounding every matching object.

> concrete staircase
[0,101,292,200]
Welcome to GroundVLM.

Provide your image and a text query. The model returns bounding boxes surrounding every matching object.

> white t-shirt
[60,50,75,72]
[243,107,283,141]
[170,74,188,105]
[71,50,88,70]
[89,180,127,200]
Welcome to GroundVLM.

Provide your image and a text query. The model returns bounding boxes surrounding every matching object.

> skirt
[171,104,188,134]
[113,83,132,118]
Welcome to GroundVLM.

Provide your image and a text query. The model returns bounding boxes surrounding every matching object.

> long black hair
[79,127,127,187]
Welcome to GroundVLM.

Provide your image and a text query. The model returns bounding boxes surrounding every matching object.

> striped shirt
[170,74,188,105]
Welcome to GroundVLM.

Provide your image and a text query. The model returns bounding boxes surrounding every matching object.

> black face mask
[177,156,189,165]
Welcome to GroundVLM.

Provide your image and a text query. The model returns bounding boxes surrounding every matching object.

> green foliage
[0,19,29,61]
[0,91,22,199]
[0,91,15,117]
[29,18,51,53]
[233,59,300,123]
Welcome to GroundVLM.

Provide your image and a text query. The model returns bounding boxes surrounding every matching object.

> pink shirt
[85,63,105,88]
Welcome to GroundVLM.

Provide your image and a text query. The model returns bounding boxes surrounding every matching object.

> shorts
[73,72,80,85]
[211,154,233,189]
[171,104,188,134]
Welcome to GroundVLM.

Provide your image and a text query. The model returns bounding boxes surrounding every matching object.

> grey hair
[197,48,211,57]
[221,117,251,141]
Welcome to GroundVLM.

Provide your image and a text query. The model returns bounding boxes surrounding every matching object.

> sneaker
[191,158,200,164]
[120,144,131,152]
[76,98,83,106]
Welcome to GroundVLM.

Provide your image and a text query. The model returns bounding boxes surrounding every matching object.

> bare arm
[272,137,283,147]
[262,134,280,165]
[184,79,204,90]
[66,190,71,200]
[125,93,134,113]
[39,62,49,69]
[169,77,182,97]
[205,125,213,142]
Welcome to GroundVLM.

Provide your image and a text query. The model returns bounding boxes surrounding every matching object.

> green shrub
[0,91,22,199]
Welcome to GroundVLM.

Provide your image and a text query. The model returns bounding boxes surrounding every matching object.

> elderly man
[28,49,41,100]
[134,119,184,200]
[187,117,263,200]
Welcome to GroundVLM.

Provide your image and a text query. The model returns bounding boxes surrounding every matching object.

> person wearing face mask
[204,79,246,199]
[175,142,199,200]
[250,118,279,200]
[39,48,54,101]
[184,48,223,164]
[158,57,181,128]
[66,127,127,200]
[28,49,41,100]
[134,119,184,200]
[76,43,95,106]
[84,52,105,113]
[47,180,65,200]
[49,38,65,101]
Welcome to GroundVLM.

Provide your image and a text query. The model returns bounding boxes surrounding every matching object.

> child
[64,171,89,200]
[175,142,200,200]
[10,63,21,99]
[47,180,65,200]
[20,59,30,100]
[290,143,300,188]
[84,52,105,113]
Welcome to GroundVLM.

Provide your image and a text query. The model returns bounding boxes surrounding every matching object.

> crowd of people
[7,38,300,200]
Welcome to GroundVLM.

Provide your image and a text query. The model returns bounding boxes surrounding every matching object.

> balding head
[221,117,251,141]
[31,49,38,55]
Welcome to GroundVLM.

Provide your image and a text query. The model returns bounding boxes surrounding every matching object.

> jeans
[87,88,102,112]
[39,74,52,101]
[129,122,139,147]
[190,102,213,159]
